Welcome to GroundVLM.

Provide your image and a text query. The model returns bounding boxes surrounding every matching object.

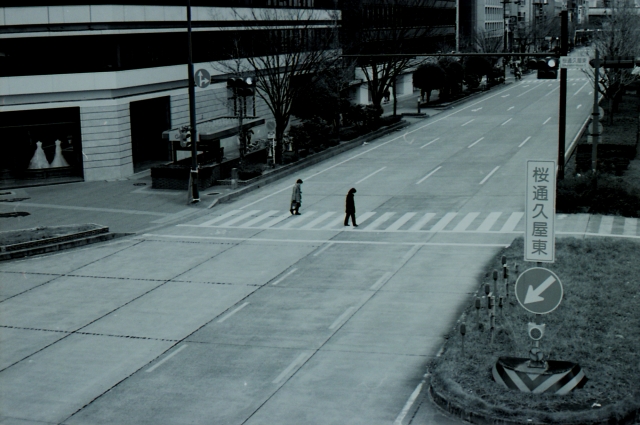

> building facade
[0,1,338,187]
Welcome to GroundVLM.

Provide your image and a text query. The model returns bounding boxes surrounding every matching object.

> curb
[208,119,411,208]
[0,231,130,261]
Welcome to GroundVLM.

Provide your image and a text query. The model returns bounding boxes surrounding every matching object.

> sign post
[525,160,556,263]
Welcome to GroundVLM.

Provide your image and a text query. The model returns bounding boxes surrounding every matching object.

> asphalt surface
[2,64,639,425]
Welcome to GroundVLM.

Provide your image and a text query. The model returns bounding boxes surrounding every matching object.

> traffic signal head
[537,57,558,80]
[528,322,546,340]
[227,77,255,97]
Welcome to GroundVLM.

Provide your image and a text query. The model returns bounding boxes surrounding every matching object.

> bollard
[460,322,466,355]
[498,296,503,316]
[484,283,491,309]
[490,314,496,344]
[492,270,498,297]
[475,297,481,321]
[417,97,421,114]
[231,168,238,190]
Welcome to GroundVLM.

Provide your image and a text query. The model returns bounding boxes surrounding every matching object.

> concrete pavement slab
[243,349,427,425]
[0,276,163,332]
[69,239,230,281]
[63,344,314,425]
[0,271,58,302]
[0,327,66,371]
[175,240,320,286]
[186,286,366,349]
[80,280,257,341]
[0,334,172,424]
[0,238,139,275]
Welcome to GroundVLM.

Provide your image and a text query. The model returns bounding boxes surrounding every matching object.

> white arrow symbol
[524,276,556,304]
[197,71,209,87]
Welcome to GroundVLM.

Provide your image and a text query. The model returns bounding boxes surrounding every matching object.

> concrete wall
[80,104,133,181]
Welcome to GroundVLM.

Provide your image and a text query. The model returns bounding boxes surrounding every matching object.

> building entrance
[130,97,171,173]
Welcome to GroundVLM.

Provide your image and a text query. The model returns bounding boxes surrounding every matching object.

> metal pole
[186,0,200,203]
[558,10,568,180]
[592,49,600,173]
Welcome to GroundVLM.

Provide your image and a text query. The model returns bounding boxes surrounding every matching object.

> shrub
[238,163,264,181]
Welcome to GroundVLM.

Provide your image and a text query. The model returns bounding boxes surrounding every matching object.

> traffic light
[227,77,254,97]
[536,57,558,79]
[528,322,546,340]
[179,125,191,148]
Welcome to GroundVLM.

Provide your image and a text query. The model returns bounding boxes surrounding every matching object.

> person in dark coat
[290,179,303,215]
[344,188,358,227]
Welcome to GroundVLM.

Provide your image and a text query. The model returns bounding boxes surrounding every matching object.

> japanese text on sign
[559,56,589,69]
[525,161,555,262]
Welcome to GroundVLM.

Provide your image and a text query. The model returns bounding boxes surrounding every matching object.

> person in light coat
[290,179,303,215]
[344,188,358,227]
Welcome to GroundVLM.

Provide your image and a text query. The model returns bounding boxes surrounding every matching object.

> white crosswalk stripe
[183,210,639,237]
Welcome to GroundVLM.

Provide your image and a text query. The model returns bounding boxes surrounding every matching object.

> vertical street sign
[525,160,556,263]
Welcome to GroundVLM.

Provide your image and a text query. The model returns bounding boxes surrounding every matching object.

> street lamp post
[186,0,199,203]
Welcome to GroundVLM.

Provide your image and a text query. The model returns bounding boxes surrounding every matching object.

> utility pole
[558,9,568,180]
[502,0,511,80]
[186,0,200,203]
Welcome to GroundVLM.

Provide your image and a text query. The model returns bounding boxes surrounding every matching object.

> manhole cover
[0,212,30,218]
[133,183,147,186]
[206,192,221,196]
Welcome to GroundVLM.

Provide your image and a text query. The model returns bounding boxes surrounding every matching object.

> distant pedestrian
[344,188,358,227]
[290,179,303,215]
[383,89,391,103]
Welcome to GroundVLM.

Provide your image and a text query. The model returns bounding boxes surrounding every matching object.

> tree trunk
[392,79,397,116]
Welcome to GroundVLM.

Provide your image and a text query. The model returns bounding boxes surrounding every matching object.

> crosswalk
[181,210,640,236]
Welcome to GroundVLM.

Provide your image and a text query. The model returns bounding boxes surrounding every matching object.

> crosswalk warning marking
[259,213,291,229]
[430,212,457,232]
[386,212,417,231]
[241,210,279,228]
[200,210,241,226]
[476,212,502,232]
[623,217,638,236]
[500,212,524,232]
[364,212,396,230]
[452,212,479,232]
[598,215,614,235]
[322,215,347,229]
[354,211,377,226]
[300,212,336,229]
[220,210,261,227]
[408,213,436,231]
[278,211,317,229]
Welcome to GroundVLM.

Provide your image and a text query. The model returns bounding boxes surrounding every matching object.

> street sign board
[560,56,588,69]
[525,160,556,263]
[195,69,211,88]
[515,267,563,314]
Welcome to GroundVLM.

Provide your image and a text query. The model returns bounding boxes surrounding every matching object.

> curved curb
[208,119,411,208]
[428,379,640,425]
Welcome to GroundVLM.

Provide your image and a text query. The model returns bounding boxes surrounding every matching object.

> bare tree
[343,0,455,111]
[213,6,341,164]
[586,1,640,124]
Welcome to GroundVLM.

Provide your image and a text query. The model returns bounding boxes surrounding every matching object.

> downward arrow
[524,276,556,304]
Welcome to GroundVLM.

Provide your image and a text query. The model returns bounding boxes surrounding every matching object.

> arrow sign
[515,268,563,314]
[524,275,555,304]
[194,69,210,88]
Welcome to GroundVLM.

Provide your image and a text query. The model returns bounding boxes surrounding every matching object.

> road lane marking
[573,81,589,96]
[501,94,510,97]
[516,85,539,97]
[598,216,614,234]
[500,212,524,232]
[385,212,417,231]
[259,213,291,228]
[355,167,387,184]
[430,212,457,232]
[13,202,167,217]
[479,166,500,184]
[278,211,317,229]
[300,212,336,229]
[271,268,298,286]
[272,353,308,384]
[408,213,436,231]
[353,211,376,226]
[544,86,560,97]
[453,212,480,232]
[370,272,393,291]
[476,212,502,232]
[577,104,582,109]
[589,91,593,95]
[217,302,250,323]
[313,242,334,256]
[241,210,279,228]
[394,375,429,425]
[146,345,188,373]
[329,307,356,330]
[508,106,514,111]
[364,212,396,230]
[416,166,442,184]
[543,117,552,125]
[461,119,475,126]
[199,210,241,227]
[401,245,421,262]
[501,118,512,126]
[519,136,532,147]
[322,215,346,229]
[471,107,482,111]
[623,218,637,236]
[420,137,439,148]
[468,137,484,148]
[220,210,261,227]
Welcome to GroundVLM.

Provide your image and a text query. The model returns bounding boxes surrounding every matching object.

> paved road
[2,68,632,425]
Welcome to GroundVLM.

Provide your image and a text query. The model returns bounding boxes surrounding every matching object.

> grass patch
[0,224,101,247]
[430,237,640,424]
